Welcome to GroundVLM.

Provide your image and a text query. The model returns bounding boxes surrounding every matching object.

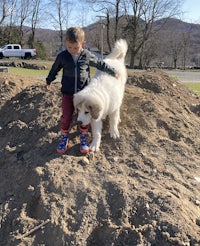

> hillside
[0,72,200,245]
[22,18,200,63]
[22,26,61,56]
[154,18,200,61]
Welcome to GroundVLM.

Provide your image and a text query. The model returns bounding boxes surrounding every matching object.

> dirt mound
[0,74,38,108]
[0,72,200,246]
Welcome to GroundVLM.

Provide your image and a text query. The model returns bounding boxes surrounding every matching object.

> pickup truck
[0,44,36,59]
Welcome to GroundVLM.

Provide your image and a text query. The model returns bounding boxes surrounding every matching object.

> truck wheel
[0,53,4,59]
[24,53,31,60]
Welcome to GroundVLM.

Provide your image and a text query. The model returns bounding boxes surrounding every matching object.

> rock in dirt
[79,157,90,166]
[0,71,200,246]
[196,219,200,227]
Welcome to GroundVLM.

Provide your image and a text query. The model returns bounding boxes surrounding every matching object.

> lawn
[185,83,200,96]
[7,60,54,77]
[8,64,97,78]
[9,67,50,77]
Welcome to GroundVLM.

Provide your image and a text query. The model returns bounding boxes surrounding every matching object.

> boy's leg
[79,125,90,153]
[57,95,74,153]
[61,94,74,132]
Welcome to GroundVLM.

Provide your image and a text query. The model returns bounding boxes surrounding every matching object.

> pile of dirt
[0,74,39,108]
[0,71,200,246]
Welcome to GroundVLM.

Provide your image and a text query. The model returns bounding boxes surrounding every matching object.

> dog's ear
[88,101,102,120]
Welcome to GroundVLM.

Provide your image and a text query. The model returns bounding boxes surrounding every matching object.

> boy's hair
[66,27,85,43]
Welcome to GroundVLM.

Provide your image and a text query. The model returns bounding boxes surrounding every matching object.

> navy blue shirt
[46,49,116,95]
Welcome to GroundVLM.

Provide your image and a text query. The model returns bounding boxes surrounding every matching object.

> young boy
[46,27,117,154]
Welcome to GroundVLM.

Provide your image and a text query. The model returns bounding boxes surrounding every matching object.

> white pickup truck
[0,44,36,59]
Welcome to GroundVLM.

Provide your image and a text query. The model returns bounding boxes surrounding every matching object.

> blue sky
[69,0,200,27]
[38,0,200,30]
[182,0,200,22]
[67,0,200,26]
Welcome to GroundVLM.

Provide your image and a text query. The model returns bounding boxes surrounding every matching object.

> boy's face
[66,41,85,56]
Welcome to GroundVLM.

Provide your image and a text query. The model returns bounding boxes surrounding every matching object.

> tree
[1,24,20,44]
[48,0,71,48]
[7,0,17,43]
[0,0,15,25]
[123,0,183,68]
[33,39,47,59]
[0,0,7,25]
[17,0,30,45]
[181,32,190,70]
[28,0,41,48]
[138,36,158,68]
[169,32,183,68]
[87,0,123,51]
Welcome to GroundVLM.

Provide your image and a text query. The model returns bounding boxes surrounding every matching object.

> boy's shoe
[57,133,69,154]
[80,128,90,154]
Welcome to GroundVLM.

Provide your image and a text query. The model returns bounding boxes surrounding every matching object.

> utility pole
[97,15,105,60]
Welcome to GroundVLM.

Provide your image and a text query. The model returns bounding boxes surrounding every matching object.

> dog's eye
[85,111,89,114]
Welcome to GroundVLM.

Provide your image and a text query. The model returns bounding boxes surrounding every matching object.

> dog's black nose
[77,121,83,125]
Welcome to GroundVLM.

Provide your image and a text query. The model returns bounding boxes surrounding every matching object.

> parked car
[0,44,37,59]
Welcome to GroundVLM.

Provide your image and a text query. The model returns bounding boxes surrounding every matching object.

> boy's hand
[46,84,51,91]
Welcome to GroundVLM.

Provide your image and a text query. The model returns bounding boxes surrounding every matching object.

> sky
[182,0,200,23]
[65,0,200,28]
[6,0,199,30]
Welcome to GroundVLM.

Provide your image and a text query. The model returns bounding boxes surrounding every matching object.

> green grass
[185,82,200,95]
[9,67,50,76]
[7,60,97,78]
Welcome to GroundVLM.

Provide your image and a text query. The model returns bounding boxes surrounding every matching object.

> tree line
[0,0,195,68]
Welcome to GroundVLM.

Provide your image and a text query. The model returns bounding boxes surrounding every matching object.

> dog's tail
[107,39,128,61]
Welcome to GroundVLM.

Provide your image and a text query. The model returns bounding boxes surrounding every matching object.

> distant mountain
[22,17,200,66]
[22,26,61,56]
[153,18,200,66]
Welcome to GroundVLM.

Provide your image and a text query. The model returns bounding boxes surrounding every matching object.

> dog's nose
[77,120,83,125]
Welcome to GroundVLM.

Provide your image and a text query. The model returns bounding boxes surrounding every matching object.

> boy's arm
[46,54,62,86]
[88,52,117,77]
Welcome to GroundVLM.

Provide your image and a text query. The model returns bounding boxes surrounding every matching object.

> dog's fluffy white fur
[73,39,128,151]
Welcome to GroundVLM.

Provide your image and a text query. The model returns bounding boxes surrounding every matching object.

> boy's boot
[79,126,90,153]
[57,131,69,154]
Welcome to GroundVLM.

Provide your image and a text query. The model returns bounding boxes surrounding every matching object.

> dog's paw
[90,141,100,152]
[110,128,120,139]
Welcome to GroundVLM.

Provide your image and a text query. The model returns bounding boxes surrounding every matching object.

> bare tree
[87,0,123,51]
[0,0,14,25]
[138,36,158,68]
[181,32,190,70]
[0,0,7,25]
[17,0,30,45]
[123,0,183,68]
[168,31,190,69]
[7,0,17,43]
[28,0,41,48]
[106,11,111,51]
[48,0,71,49]
[168,32,183,68]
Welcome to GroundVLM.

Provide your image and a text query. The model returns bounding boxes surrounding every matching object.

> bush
[31,39,47,60]
[0,26,20,46]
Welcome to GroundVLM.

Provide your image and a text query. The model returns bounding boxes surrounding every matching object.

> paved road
[166,71,200,83]
[38,70,200,83]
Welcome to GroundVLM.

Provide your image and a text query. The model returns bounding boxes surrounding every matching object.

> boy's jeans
[61,94,74,132]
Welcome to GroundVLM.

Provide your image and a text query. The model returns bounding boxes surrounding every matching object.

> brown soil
[0,71,200,246]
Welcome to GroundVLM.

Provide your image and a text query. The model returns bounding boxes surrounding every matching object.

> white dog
[73,39,128,151]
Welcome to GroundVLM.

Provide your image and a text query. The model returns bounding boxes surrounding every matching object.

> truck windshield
[0,45,6,49]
